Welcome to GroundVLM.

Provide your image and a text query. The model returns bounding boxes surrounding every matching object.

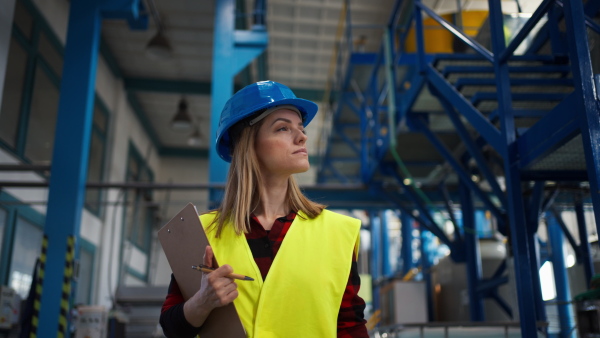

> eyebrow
[270,118,303,127]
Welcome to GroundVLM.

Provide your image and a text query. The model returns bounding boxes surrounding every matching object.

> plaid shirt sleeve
[337,254,369,337]
[159,274,201,338]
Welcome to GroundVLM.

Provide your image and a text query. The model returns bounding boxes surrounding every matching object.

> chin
[292,162,310,174]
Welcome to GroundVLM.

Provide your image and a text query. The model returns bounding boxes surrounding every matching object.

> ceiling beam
[123,77,325,101]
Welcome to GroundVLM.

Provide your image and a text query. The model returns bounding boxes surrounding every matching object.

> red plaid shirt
[160,211,368,338]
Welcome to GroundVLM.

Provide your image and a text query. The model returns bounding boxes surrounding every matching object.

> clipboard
[158,203,246,337]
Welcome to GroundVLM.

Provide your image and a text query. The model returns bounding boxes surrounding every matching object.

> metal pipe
[547,212,576,338]
[0,181,370,190]
[0,164,51,171]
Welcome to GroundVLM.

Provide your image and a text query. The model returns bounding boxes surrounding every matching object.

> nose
[296,129,307,144]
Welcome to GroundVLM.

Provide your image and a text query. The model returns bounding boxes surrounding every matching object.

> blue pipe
[547,213,576,338]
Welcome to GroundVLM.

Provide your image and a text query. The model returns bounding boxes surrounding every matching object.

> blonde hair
[209,117,325,237]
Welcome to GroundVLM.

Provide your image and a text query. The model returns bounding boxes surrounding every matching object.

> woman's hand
[183,245,239,327]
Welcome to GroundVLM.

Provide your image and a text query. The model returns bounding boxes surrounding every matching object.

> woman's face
[254,108,309,177]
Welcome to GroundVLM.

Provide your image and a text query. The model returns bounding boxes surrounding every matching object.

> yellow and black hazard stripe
[30,234,48,338]
[57,235,75,338]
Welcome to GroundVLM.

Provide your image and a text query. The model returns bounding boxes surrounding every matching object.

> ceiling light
[146,29,172,60]
[188,127,203,147]
[171,98,193,130]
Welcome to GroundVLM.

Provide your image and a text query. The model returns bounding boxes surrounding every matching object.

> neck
[254,174,290,229]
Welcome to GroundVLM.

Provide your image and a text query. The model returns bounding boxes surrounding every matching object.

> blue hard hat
[216,80,318,162]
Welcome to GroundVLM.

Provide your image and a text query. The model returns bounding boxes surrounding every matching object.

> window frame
[0,0,110,218]
[0,191,45,288]
[120,142,155,283]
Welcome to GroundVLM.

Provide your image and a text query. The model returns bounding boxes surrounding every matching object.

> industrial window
[123,143,155,253]
[8,216,43,299]
[0,0,109,217]
[75,240,95,305]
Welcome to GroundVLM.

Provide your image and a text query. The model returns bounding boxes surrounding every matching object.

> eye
[277,126,289,132]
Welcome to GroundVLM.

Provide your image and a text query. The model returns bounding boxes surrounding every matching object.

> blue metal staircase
[317,0,600,336]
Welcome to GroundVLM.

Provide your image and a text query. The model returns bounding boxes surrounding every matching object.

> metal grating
[529,134,587,171]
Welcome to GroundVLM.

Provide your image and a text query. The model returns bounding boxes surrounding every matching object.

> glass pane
[0,208,6,258]
[75,248,93,305]
[24,64,59,163]
[13,1,33,40]
[38,32,63,77]
[85,131,104,214]
[127,156,139,180]
[93,104,107,134]
[9,217,43,299]
[0,39,28,148]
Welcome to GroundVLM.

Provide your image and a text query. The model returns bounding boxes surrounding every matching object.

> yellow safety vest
[200,209,361,338]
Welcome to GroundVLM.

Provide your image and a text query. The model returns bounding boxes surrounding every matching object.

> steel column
[574,197,594,284]
[487,0,539,335]
[459,179,484,321]
[401,211,414,276]
[547,213,576,338]
[526,181,548,326]
[209,0,267,206]
[562,0,600,247]
[38,0,142,335]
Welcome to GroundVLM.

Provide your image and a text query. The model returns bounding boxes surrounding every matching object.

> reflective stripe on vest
[200,210,361,338]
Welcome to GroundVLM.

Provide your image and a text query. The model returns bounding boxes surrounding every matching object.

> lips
[293,148,307,154]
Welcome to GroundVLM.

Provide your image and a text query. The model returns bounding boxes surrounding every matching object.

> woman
[160,81,368,337]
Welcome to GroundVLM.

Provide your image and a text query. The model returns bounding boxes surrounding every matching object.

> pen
[192,264,254,281]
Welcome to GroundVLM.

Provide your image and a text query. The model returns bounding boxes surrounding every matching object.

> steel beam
[436,91,507,208]
[487,0,539,336]
[410,117,505,226]
[526,181,548,326]
[209,0,267,205]
[38,0,144,335]
[562,0,600,250]
[459,180,484,321]
[499,0,554,63]
[415,1,493,62]
[551,207,581,262]
[426,65,503,153]
[574,197,594,284]
[547,212,576,338]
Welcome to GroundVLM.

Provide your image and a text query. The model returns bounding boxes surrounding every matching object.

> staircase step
[470,92,570,106]
[454,77,573,89]
[442,65,571,77]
